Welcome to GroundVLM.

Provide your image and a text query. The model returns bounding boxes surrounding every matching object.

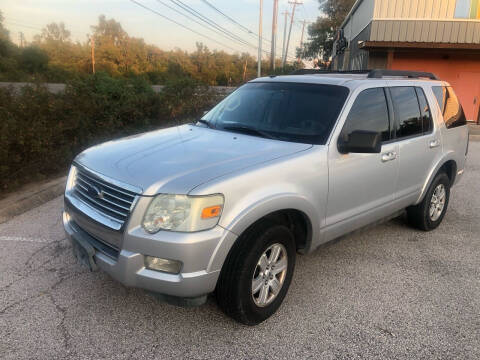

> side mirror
[338,130,382,154]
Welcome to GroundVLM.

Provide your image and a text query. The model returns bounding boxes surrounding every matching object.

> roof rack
[367,69,439,80]
[290,68,439,80]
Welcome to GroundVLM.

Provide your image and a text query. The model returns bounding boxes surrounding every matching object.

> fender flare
[206,194,320,272]
[416,152,457,204]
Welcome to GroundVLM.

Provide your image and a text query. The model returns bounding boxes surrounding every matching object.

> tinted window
[203,82,349,145]
[390,87,422,138]
[432,86,467,129]
[341,88,390,141]
[415,87,433,133]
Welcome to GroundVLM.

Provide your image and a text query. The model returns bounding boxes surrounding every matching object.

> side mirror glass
[338,130,382,154]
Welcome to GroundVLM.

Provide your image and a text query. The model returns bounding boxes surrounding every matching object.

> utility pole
[258,0,263,78]
[90,36,96,74]
[298,20,309,62]
[270,0,279,71]
[243,58,248,82]
[283,0,302,68]
[281,11,289,67]
[19,32,25,48]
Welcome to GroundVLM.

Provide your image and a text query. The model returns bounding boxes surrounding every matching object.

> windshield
[201,82,349,144]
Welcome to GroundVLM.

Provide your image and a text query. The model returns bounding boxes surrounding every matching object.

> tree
[300,0,355,63]
[18,46,49,73]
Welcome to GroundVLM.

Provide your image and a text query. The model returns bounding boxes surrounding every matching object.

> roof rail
[290,69,370,75]
[290,68,439,80]
[367,69,439,80]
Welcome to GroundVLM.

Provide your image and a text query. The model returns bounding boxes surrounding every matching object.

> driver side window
[341,88,391,142]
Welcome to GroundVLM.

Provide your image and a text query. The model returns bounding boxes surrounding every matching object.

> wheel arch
[207,195,319,272]
[417,154,457,204]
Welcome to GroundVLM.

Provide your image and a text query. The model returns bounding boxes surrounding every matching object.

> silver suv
[63,70,469,325]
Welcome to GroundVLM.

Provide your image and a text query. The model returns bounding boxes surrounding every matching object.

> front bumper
[63,203,236,299]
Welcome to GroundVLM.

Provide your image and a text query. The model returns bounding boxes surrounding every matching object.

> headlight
[142,194,224,233]
[65,165,77,192]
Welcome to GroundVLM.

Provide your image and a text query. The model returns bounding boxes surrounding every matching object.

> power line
[154,0,253,52]
[129,0,241,52]
[199,0,271,45]
[169,0,262,52]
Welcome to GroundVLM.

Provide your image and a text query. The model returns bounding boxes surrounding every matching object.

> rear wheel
[216,220,296,325]
[407,172,450,231]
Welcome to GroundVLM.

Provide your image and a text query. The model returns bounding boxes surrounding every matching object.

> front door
[326,87,398,240]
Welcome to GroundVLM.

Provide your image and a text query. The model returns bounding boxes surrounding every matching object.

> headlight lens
[142,194,224,233]
[65,165,77,192]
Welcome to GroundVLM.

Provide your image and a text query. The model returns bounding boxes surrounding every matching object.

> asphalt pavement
[1,143,479,360]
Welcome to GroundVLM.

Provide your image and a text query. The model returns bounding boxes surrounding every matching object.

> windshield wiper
[195,119,214,128]
[222,124,278,140]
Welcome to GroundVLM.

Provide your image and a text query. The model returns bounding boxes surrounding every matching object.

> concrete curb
[0,176,66,224]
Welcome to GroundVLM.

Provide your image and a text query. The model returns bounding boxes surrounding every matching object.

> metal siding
[458,22,468,43]
[474,23,480,42]
[392,20,401,41]
[414,21,424,41]
[406,20,415,40]
[435,21,445,42]
[439,0,448,18]
[466,21,475,43]
[446,0,456,17]
[443,21,453,41]
[450,22,460,42]
[417,0,427,18]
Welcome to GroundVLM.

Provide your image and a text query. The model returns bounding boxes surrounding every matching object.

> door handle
[381,151,397,162]
[429,139,440,148]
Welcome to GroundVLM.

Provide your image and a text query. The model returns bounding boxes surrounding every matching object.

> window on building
[455,0,480,19]
[432,86,467,129]
[341,88,390,142]
[390,87,423,139]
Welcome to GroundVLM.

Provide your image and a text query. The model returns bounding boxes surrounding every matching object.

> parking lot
[1,142,479,360]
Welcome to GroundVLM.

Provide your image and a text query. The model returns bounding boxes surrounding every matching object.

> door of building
[456,72,480,123]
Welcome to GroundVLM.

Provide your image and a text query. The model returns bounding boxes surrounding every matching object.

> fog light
[145,256,182,274]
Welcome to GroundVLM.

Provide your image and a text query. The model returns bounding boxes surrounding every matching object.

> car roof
[250,74,448,89]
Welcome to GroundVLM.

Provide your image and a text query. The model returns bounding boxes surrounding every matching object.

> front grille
[73,167,137,226]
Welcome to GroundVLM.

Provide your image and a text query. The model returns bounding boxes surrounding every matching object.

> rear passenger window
[432,86,467,129]
[415,87,433,133]
[390,87,422,139]
[342,88,390,142]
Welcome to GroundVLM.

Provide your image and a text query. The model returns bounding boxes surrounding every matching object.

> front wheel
[407,171,451,231]
[216,220,296,325]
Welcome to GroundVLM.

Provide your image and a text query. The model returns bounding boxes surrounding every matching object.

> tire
[216,220,296,325]
[407,171,450,231]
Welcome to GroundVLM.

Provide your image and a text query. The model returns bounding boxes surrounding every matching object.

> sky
[2,0,322,62]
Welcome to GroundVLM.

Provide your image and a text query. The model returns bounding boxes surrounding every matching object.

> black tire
[407,171,450,231]
[216,220,296,325]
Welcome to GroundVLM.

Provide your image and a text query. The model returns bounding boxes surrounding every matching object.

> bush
[0,73,220,194]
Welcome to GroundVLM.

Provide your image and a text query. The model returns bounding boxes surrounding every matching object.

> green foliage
[0,74,218,194]
[301,0,355,61]
[18,46,49,73]
[0,14,293,84]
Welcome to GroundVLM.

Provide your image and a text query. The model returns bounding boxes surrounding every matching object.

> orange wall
[391,52,480,122]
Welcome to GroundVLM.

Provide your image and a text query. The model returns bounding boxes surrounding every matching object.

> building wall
[370,19,480,42]
[391,52,480,121]
[343,0,376,41]
[374,0,457,19]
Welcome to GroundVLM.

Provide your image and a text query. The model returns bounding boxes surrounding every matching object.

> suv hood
[75,125,311,195]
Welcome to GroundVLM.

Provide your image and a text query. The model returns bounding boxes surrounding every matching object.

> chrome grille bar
[73,167,138,226]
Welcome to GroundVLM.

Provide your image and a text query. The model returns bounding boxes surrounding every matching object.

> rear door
[388,85,441,205]
[326,86,399,239]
